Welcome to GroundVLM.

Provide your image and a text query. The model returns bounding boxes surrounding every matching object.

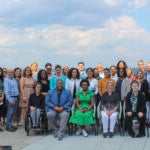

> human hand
[30,106,36,111]
[138,112,144,118]
[127,112,132,116]
[10,101,15,106]
[54,107,60,112]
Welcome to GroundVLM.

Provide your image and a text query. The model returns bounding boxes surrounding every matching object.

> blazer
[125,91,146,113]
[120,77,131,101]
[45,88,73,112]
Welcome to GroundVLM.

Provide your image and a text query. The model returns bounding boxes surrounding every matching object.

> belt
[11,96,18,98]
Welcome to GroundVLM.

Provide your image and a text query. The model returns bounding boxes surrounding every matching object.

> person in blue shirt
[4,69,19,132]
[78,62,87,80]
[50,65,66,90]
[46,79,73,140]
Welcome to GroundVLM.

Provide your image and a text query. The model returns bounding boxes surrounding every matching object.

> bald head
[7,69,14,78]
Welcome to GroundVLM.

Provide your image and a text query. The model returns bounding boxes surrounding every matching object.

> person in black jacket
[28,83,45,129]
[125,80,146,138]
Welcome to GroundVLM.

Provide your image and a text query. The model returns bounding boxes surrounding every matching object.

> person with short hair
[50,65,66,90]
[69,79,96,137]
[100,81,120,138]
[46,79,73,140]
[98,68,116,97]
[110,65,118,82]
[78,62,87,80]
[97,63,104,78]
[4,69,19,132]
[45,63,53,80]
[138,60,145,73]
[125,80,146,138]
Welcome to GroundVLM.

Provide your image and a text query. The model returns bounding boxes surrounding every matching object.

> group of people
[0,60,150,140]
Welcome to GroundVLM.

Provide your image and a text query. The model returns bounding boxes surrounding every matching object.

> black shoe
[0,128,3,131]
[136,133,145,138]
[109,132,113,138]
[12,126,18,130]
[6,127,16,132]
[129,132,135,138]
[103,133,107,138]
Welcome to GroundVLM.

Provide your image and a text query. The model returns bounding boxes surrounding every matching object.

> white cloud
[131,0,150,8]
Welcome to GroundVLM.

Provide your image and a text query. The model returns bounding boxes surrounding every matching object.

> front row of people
[28,79,146,140]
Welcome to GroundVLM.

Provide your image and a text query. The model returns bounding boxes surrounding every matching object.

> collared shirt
[88,78,98,95]
[4,76,19,102]
[80,71,87,80]
[98,77,116,94]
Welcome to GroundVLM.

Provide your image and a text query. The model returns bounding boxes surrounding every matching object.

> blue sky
[0,0,150,69]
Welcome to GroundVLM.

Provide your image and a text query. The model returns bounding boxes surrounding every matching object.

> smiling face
[56,80,64,91]
[35,84,41,93]
[87,69,93,78]
[132,82,139,93]
[81,81,88,91]
[72,69,77,78]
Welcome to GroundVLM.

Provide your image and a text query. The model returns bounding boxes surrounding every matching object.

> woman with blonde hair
[31,62,39,82]
[20,67,35,124]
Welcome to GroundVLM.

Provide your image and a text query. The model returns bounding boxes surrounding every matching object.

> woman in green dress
[69,79,96,137]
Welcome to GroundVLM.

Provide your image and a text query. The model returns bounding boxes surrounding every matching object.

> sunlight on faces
[31,63,38,72]
[87,69,93,78]
[97,64,103,73]
[104,70,110,78]
[81,82,88,91]
[78,64,84,72]
[35,84,41,93]
[8,69,14,78]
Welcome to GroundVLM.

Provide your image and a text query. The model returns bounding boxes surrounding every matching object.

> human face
[137,71,143,79]
[81,82,88,91]
[126,69,132,78]
[146,63,150,72]
[3,69,7,77]
[35,84,41,93]
[119,69,125,77]
[56,80,63,91]
[119,62,125,69]
[110,67,117,75]
[41,70,46,79]
[46,65,52,73]
[94,69,99,78]
[78,64,84,72]
[63,66,69,75]
[25,68,31,76]
[55,67,61,75]
[31,63,38,72]
[132,83,139,93]
[87,69,93,78]
[104,70,110,78]
[15,69,21,78]
[72,69,77,78]
[97,64,103,73]
[138,61,144,70]
[106,83,114,93]
[8,69,14,78]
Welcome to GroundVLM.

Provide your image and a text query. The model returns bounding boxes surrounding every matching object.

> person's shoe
[76,129,82,135]
[18,122,22,126]
[81,129,88,137]
[136,133,145,138]
[0,128,3,131]
[6,127,16,132]
[53,131,58,138]
[128,131,135,138]
[103,133,107,138]
[109,132,113,138]
[12,126,18,130]
[58,136,63,141]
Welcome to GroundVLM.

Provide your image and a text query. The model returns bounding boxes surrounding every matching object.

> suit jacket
[125,91,146,113]
[45,88,73,112]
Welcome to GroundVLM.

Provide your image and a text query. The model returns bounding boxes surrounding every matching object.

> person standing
[145,62,150,123]
[13,68,22,126]
[97,63,104,78]
[65,68,81,99]
[78,62,87,80]
[110,66,118,82]
[4,69,19,132]
[138,60,145,73]
[50,65,66,90]
[45,63,53,81]
[31,62,39,82]
[20,67,35,124]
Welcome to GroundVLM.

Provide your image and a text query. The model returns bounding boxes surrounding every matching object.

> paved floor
[0,126,150,150]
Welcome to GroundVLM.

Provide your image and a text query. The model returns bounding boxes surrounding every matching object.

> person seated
[125,80,146,138]
[28,83,45,129]
[69,79,96,137]
[45,79,73,141]
[100,81,120,138]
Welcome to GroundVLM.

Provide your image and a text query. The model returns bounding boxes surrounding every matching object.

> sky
[0,0,150,69]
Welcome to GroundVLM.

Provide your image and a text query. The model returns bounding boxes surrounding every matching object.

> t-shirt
[130,93,138,112]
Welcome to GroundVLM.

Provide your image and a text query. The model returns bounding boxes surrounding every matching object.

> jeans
[146,102,150,122]
[6,100,17,128]
[30,109,42,127]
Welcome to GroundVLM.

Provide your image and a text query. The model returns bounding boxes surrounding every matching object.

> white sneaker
[76,129,82,135]
[81,129,88,137]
